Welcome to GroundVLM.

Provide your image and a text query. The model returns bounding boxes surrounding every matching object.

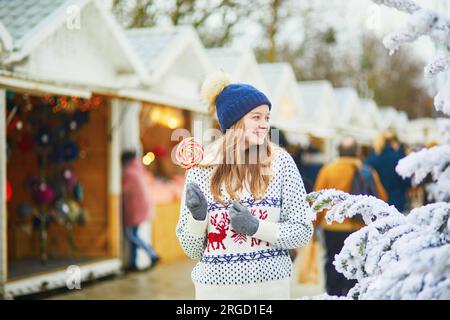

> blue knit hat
[201,72,272,133]
[215,84,272,133]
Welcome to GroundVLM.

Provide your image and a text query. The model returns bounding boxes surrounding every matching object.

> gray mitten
[185,182,208,221]
[229,201,259,236]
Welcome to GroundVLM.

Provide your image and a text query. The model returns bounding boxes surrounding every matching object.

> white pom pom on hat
[200,70,232,108]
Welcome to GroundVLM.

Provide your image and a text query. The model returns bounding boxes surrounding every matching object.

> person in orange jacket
[313,136,387,296]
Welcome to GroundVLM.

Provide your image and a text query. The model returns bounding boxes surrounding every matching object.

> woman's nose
[259,121,269,129]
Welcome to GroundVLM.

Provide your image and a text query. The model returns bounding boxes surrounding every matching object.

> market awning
[0,70,92,98]
[0,71,210,114]
[117,88,208,114]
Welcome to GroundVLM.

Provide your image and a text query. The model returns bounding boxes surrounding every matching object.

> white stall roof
[259,63,304,132]
[400,118,441,145]
[0,0,68,51]
[126,26,211,84]
[353,99,382,131]
[125,25,212,112]
[298,80,337,126]
[206,46,267,92]
[0,0,149,88]
[334,87,360,127]
[378,106,397,129]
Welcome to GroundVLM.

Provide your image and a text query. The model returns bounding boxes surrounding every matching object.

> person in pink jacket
[122,150,159,270]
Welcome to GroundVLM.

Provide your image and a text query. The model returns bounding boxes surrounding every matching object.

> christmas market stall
[334,87,379,147]
[400,118,442,147]
[120,26,212,264]
[206,46,269,131]
[0,0,149,298]
[259,63,306,140]
[207,46,268,93]
[378,106,409,136]
[298,80,338,163]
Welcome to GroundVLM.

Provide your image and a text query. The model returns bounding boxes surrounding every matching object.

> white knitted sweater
[176,146,313,299]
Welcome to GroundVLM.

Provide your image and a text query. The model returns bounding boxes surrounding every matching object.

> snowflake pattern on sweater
[176,149,313,286]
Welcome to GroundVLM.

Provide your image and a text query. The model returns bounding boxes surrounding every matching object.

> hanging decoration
[6,91,97,263]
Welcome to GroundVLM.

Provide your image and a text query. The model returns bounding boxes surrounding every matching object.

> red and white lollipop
[175,137,204,170]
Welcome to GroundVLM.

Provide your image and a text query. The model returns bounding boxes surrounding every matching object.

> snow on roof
[206,46,267,90]
[401,118,440,145]
[334,87,359,125]
[259,63,287,92]
[334,87,358,110]
[298,80,333,104]
[378,106,409,131]
[206,47,241,73]
[0,20,12,51]
[257,63,310,132]
[360,98,382,128]
[125,25,211,85]
[126,27,186,76]
[298,80,335,119]
[378,107,394,127]
[0,0,151,85]
[0,0,72,50]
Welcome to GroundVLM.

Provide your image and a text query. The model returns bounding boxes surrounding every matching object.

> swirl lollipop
[175,137,204,170]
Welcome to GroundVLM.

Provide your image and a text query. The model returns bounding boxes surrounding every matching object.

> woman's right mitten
[185,182,208,221]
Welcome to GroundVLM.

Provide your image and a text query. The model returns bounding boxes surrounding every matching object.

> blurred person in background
[122,150,160,271]
[365,131,411,213]
[313,136,387,296]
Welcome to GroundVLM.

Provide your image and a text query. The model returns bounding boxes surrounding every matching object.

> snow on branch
[396,145,450,184]
[372,0,450,115]
[306,189,401,225]
[396,145,450,201]
[435,81,450,116]
[371,0,420,14]
[304,1,450,300]
[307,188,450,299]
[424,55,450,78]
[437,118,450,144]
[382,9,449,55]
[355,244,450,299]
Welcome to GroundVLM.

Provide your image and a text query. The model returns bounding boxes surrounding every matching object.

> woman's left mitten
[229,201,259,236]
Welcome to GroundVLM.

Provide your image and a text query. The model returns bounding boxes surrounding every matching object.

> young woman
[176,72,313,300]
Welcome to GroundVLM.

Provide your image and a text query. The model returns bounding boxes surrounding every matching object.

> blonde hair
[200,119,275,205]
[373,130,398,155]
[200,71,276,205]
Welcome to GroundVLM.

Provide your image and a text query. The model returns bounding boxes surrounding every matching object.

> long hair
[373,130,397,155]
[200,118,277,205]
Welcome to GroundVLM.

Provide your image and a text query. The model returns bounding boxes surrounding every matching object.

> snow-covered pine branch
[435,81,450,116]
[382,8,450,55]
[437,118,450,144]
[395,145,450,201]
[303,0,450,300]
[395,145,450,184]
[307,189,450,299]
[371,0,420,14]
[352,244,450,299]
[373,0,450,201]
[424,55,450,78]
[372,0,450,114]
[306,189,400,225]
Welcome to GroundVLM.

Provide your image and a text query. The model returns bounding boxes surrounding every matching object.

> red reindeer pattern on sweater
[207,208,271,251]
[207,212,230,252]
